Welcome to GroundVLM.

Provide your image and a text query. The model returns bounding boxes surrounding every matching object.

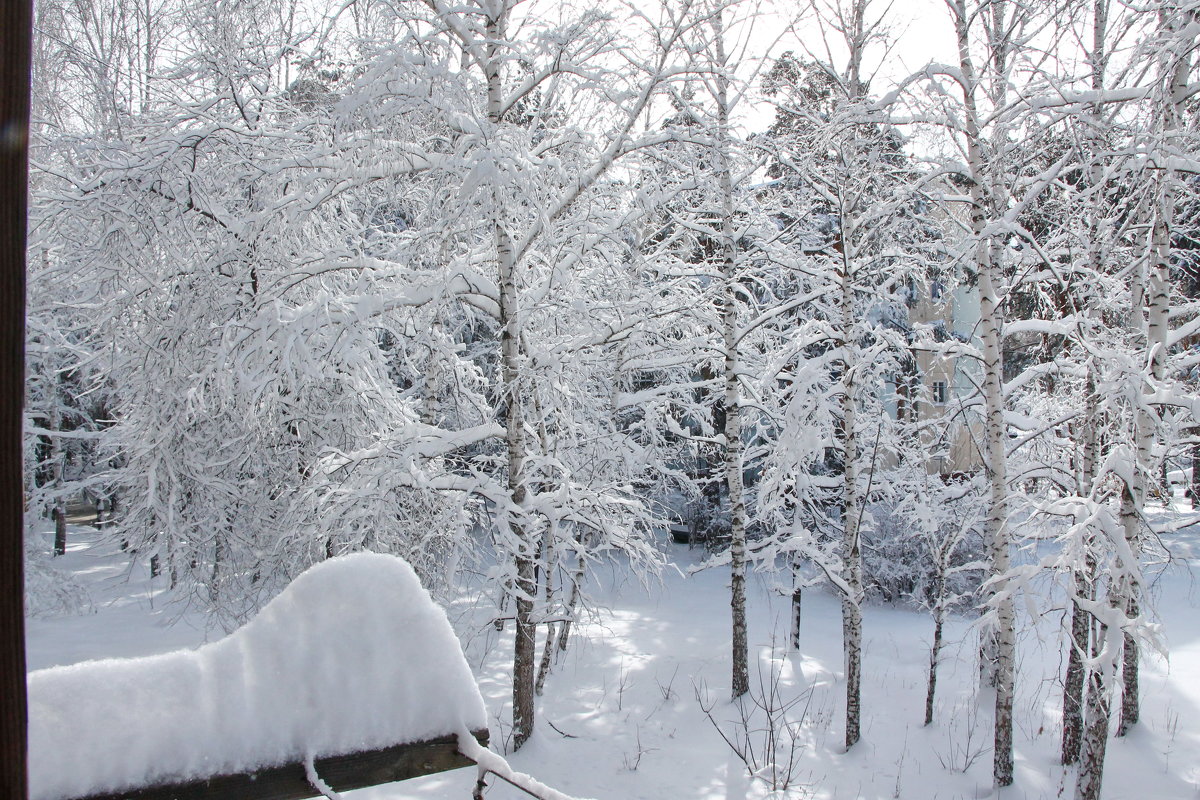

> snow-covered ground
[25,520,1200,800]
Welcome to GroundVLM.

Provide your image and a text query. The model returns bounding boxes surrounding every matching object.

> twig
[546,718,579,739]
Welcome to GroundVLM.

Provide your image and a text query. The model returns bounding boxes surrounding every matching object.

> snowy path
[25,527,1200,800]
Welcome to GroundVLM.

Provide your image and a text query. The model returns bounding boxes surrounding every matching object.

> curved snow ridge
[28,553,488,800]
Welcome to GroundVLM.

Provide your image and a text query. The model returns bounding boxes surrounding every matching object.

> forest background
[21,0,1200,798]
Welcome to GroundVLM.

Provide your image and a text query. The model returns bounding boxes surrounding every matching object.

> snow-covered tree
[754,0,938,749]
[918,0,1085,783]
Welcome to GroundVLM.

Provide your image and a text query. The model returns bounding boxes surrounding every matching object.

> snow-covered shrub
[861,503,927,602]
[24,526,91,619]
[863,483,987,608]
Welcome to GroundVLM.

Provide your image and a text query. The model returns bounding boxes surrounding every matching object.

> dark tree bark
[1191,442,1200,509]
[0,1,32,798]
[53,505,67,556]
[50,389,66,555]
[790,562,802,650]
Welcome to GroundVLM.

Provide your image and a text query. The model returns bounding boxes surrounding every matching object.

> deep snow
[26,553,486,800]
[24,519,1200,800]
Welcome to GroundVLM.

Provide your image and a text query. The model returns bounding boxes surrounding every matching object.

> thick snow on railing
[27,553,488,800]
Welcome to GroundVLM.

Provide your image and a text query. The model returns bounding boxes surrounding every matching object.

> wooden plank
[0,0,32,798]
[72,729,490,800]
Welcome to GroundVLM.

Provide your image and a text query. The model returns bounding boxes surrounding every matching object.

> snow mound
[28,553,488,800]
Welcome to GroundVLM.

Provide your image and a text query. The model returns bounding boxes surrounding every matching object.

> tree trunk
[49,380,66,556]
[710,4,748,700]
[949,0,1014,783]
[511,551,536,750]
[1061,562,1092,763]
[535,532,556,697]
[982,199,1016,795]
[790,560,802,650]
[1075,614,1113,800]
[925,558,947,727]
[1117,1,1194,739]
[485,4,536,751]
[1064,368,1101,764]
[1066,6,1108,759]
[1191,442,1199,509]
[53,504,66,556]
[556,551,585,654]
[1115,225,1153,737]
[535,622,556,697]
[1108,192,1146,744]
[838,245,863,750]
[500,220,535,748]
[1117,594,1139,735]
[924,604,944,727]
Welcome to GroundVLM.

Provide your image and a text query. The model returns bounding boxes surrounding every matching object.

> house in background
[888,276,984,477]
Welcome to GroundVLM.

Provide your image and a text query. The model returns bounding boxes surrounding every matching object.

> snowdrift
[27,553,488,800]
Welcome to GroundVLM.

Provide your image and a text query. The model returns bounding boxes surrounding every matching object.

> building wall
[904,282,983,475]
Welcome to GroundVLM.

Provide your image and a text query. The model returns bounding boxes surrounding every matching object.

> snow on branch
[458,730,592,800]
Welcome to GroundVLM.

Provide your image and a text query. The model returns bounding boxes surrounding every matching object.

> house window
[932,380,948,405]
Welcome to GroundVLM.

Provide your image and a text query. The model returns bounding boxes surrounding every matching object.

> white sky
[721,0,959,132]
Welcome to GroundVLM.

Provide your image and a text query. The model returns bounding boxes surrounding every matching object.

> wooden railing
[70,729,489,800]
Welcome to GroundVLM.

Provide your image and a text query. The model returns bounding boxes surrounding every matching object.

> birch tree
[927,0,1075,783]
[1073,4,1199,795]
[755,0,933,748]
[692,0,753,700]
[1116,0,1197,738]
[1058,0,1119,765]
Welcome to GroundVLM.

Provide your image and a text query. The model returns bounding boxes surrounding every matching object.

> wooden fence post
[0,2,32,799]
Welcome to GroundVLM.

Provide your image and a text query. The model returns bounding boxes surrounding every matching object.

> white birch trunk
[842,3,869,748]
[925,524,960,726]
[1064,3,1108,763]
[711,4,749,700]
[484,4,536,750]
[924,592,945,727]
[949,0,1015,785]
[555,550,586,654]
[535,529,556,697]
[1062,371,1099,765]
[1119,3,1192,738]
[838,236,863,749]
[1075,613,1111,800]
